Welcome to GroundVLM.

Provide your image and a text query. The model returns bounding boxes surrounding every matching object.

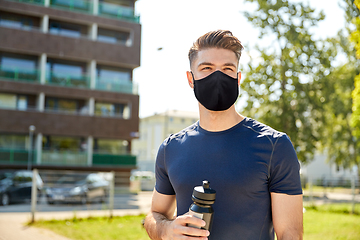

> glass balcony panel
[50,0,92,13]
[99,2,139,23]
[42,150,87,166]
[6,0,44,6]
[0,148,36,164]
[46,62,89,88]
[0,65,39,82]
[0,11,41,31]
[92,153,136,166]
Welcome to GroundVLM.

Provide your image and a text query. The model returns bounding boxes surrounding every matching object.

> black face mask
[192,70,239,111]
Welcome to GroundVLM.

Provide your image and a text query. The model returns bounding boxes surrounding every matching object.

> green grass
[304,204,360,240]
[30,204,360,240]
[30,215,150,240]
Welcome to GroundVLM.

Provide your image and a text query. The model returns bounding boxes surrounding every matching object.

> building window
[0,134,27,150]
[49,20,87,38]
[96,65,133,93]
[93,138,128,154]
[0,93,17,110]
[46,59,88,88]
[45,97,86,114]
[99,0,136,20]
[95,101,130,119]
[0,11,40,30]
[0,93,36,110]
[0,52,38,82]
[97,27,131,45]
[50,0,91,13]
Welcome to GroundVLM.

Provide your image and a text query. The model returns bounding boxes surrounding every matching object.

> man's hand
[144,190,210,240]
[162,214,210,240]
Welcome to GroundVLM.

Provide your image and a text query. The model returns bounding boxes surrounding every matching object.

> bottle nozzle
[203,180,210,189]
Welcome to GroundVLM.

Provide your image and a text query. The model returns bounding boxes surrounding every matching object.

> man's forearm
[144,211,172,240]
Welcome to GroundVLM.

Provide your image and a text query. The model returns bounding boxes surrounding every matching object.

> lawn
[30,204,360,240]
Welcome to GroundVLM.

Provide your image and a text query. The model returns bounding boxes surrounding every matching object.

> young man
[144,30,303,240]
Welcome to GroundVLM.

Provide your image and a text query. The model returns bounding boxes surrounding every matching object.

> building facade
[0,0,141,187]
[132,110,199,172]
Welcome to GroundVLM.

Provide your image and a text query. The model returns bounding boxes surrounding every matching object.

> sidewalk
[0,192,152,240]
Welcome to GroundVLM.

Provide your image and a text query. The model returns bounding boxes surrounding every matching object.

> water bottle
[188,180,216,231]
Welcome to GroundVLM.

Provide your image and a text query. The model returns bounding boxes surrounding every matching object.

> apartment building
[132,110,199,172]
[0,0,141,187]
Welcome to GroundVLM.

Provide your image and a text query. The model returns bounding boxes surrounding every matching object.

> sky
[133,0,346,118]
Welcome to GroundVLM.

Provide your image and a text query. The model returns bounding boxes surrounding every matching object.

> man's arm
[144,189,210,240]
[271,193,303,240]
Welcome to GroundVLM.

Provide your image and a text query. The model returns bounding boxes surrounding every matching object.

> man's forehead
[194,48,238,66]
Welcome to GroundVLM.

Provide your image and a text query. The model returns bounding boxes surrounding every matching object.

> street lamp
[27,125,36,170]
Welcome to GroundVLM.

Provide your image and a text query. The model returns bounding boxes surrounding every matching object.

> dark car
[45,173,109,205]
[0,170,44,206]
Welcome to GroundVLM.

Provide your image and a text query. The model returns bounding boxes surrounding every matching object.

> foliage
[241,0,334,163]
[350,0,360,139]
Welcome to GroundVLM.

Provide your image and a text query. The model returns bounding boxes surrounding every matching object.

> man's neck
[198,105,244,132]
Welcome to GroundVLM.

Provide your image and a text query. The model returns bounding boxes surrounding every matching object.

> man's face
[188,48,239,82]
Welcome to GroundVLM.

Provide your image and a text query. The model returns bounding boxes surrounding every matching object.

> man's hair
[188,30,244,67]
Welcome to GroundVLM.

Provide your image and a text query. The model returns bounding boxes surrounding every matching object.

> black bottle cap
[192,180,216,205]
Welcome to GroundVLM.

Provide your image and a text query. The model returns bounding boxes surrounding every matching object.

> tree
[241,0,335,163]
[351,0,360,138]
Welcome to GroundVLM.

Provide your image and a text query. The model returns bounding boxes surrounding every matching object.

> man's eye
[201,67,211,70]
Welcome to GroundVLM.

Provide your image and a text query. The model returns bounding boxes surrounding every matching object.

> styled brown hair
[188,30,244,67]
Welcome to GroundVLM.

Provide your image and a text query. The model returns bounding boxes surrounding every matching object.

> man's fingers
[177,214,206,227]
[172,215,209,238]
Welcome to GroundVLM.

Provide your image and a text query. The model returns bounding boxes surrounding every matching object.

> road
[0,192,153,213]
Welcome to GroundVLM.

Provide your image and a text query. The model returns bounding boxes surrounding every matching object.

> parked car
[45,173,109,205]
[0,170,44,206]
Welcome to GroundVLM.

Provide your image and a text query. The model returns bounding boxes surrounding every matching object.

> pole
[351,176,355,214]
[109,171,115,218]
[31,169,38,223]
[27,125,36,170]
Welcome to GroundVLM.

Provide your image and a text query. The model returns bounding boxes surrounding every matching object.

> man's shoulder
[242,118,286,141]
[163,122,199,145]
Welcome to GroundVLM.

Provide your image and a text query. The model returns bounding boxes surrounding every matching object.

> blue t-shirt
[155,117,302,240]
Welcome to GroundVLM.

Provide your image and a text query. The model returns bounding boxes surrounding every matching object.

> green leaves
[241,0,360,172]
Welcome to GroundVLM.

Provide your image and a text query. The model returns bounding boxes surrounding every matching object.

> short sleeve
[268,134,302,195]
[155,140,175,195]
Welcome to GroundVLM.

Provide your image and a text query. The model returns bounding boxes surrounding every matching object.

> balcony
[96,78,138,94]
[0,65,39,83]
[0,148,136,167]
[98,2,140,23]
[0,148,36,165]
[50,0,92,13]
[5,0,140,23]
[46,72,90,88]
[42,149,88,166]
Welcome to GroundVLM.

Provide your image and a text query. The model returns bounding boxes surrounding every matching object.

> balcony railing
[9,0,44,5]
[42,149,88,166]
[93,153,136,166]
[96,78,138,94]
[50,0,92,13]
[0,65,39,83]
[6,0,140,23]
[99,2,140,23]
[46,72,90,88]
[0,148,136,167]
[0,148,36,164]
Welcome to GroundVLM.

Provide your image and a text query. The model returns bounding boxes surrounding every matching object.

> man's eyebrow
[197,62,215,67]
[197,62,237,68]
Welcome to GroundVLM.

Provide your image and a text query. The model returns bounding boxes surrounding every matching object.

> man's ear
[237,71,242,85]
[186,71,194,89]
